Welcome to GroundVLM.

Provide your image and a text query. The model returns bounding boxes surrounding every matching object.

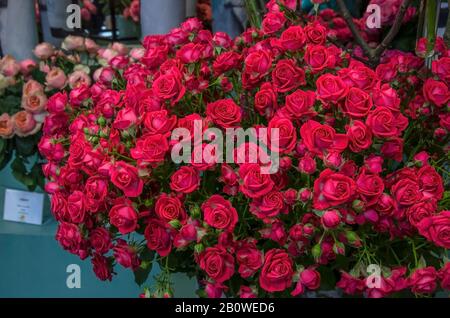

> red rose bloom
[409,267,438,294]
[300,120,348,155]
[145,218,173,257]
[316,74,348,103]
[110,161,143,197]
[262,12,286,35]
[142,110,177,136]
[406,199,437,227]
[417,211,450,249]
[236,240,263,278]
[202,195,238,232]
[170,166,200,194]
[239,164,275,199]
[423,78,449,107]
[250,191,286,220]
[305,45,334,73]
[200,246,235,283]
[254,82,278,117]
[280,26,306,51]
[391,178,421,207]
[346,120,372,153]
[242,50,272,88]
[418,165,444,200]
[284,90,316,119]
[109,199,138,234]
[155,193,187,223]
[342,87,373,119]
[366,107,408,138]
[356,169,384,206]
[268,116,297,154]
[206,98,242,128]
[259,249,293,292]
[272,59,305,93]
[152,68,185,105]
[313,169,356,210]
[131,133,169,165]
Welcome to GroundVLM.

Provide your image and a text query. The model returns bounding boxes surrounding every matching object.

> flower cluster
[0,36,121,189]
[40,4,449,298]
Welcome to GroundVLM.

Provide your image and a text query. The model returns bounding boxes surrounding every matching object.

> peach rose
[85,38,100,54]
[68,70,91,88]
[98,48,119,63]
[33,42,55,60]
[62,35,85,51]
[12,111,40,137]
[130,48,145,61]
[111,42,129,56]
[19,59,37,75]
[46,67,67,89]
[23,80,44,97]
[21,92,47,114]
[0,113,14,138]
[0,55,20,77]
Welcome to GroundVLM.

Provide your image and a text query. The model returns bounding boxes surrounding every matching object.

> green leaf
[31,162,45,190]
[133,248,155,286]
[11,157,36,191]
[14,135,38,157]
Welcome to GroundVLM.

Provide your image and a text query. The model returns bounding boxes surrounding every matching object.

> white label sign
[3,189,44,225]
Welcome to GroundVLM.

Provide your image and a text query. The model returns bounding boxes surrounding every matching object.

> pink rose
[109,198,139,234]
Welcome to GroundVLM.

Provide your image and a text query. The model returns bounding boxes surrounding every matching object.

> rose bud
[321,210,341,229]
[299,188,312,202]
[33,42,55,60]
[298,155,316,174]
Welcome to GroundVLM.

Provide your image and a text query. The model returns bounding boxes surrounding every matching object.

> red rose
[280,26,306,51]
[305,45,334,73]
[409,267,438,294]
[356,169,384,206]
[366,107,408,138]
[170,166,200,194]
[109,198,138,234]
[46,92,67,113]
[313,169,356,210]
[202,195,238,232]
[213,51,241,75]
[380,137,404,162]
[406,199,437,227]
[206,98,242,128]
[130,133,169,165]
[432,57,450,84]
[113,107,137,130]
[418,166,444,200]
[56,222,82,255]
[142,45,169,69]
[342,87,373,118]
[239,164,275,199]
[145,218,173,257]
[176,42,204,63]
[250,191,286,220]
[262,12,286,34]
[300,268,321,289]
[155,193,187,223]
[67,190,86,224]
[336,272,365,295]
[423,78,449,107]
[242,50,272,88]
[268,116,297,154]
[316,74,348,104]
[152,67,185,105]
[254,82,278,116]
[300,120,348,155]
[438,262,450,290]
[284,90,316,119]
[69,84,91,107]
[89,228,112,254]
[417,211,450,249]
[391,178,422,207]
[91,254,112,281]
[272,59,305,93]
[346,120,372,153]
[113,239,141,270]
[143,110,177,136]
[338,62,377,90]
[372,83,401,113]
[259,249,293,292]
[200,246,235,283]
[110,161,143,197]
[322,210,341,229]
[304,22,326,45]
[84,176,108,213]
[236,240,263,278]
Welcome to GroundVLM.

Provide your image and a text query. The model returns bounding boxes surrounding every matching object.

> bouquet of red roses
[40,4,449,298]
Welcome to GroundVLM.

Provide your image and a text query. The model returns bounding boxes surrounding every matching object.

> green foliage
[133,248,156,286]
